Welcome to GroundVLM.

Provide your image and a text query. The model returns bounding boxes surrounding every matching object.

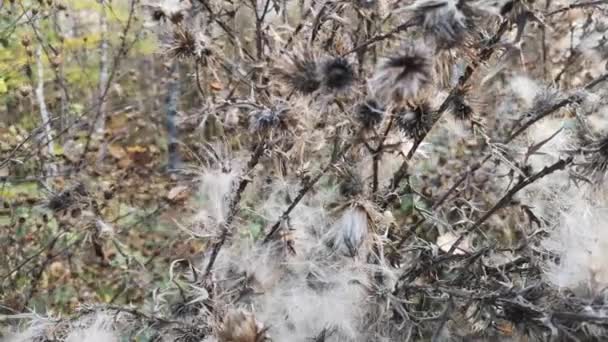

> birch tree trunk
[94,5,109,136]
[35,43,56,174]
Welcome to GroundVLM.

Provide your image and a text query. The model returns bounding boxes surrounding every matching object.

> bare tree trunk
[94,5,109,136]
[35,43,56,174]
[166,62,180,172]
[52,10,68,138]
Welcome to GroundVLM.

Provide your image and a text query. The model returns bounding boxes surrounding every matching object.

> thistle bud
[21,35,31,47]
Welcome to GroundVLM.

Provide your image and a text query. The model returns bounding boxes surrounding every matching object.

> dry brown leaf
[166,185,190,202]
[117,158,133,169]
[108,144,127,159]
[210,81,223,91]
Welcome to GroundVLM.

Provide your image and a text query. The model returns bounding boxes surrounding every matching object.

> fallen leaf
[108,144,127,159]
[166,185,190,202]
[436,231,470,255]
[126,145,147,153]
[117,158,132,169]
[210,81,223,91]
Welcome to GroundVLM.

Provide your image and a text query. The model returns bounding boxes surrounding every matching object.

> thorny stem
[372,117,395,194]
[433,71,608,211]
[252,0,273,59]
[382,19,511,204]
[342,19,420,57]
[397,76,601,246]
[195,60,206,98]
[196,0,256,60]
[418,72,603,247]
[204,141,268,276]
[446,156,573,255]
[263,140,355,243]
[546,0,607,16]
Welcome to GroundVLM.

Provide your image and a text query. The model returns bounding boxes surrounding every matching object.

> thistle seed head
[249,107,290,133]
[218,309,267,342]
[581,135,608,184]
[369,43,431,104]
[412,0,470,49]
[322,57,355,90]
[332,206,370,258]
[274,51,321,94]
[339,168,365,198]
[166,29,211,60]
[451,86,477,120]
[356,99,385,128]
[396,101,434,141]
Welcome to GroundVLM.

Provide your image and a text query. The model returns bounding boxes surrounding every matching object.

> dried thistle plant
[274,50,321,94]
[356,99,385,128]
[369,43,432,104]
[7,0,608,341]
[166,28,211,60]
[580,135,608,184]
[217,310,267,342]
[396,100,435,141]
[322,57,356,90]
[402,0,472,50]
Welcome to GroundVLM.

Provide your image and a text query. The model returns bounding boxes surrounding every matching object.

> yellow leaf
[126,145,147,153]
[0,78,7,94]
[52,143,64,156]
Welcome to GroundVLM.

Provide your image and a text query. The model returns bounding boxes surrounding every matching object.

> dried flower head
[580,135,608,184]
[369,43,431,104]
[322,57,355,90]
[274,51,321,94]
[407,0,470,49]
[167,28,211,60]
[152,9,165,21]
[218,309,267,342]
[47,183,87,211]
[333,206,370,257]
[451,95,474,120]
[531,86,563,113]
[450,86,476,120]
[169,11,184,24]
[249,107,290,133]
[396,101,434,141]
[356,99,385,128]
[339,168,365,198]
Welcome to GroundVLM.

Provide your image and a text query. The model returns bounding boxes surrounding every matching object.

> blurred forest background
[1,0,212,315]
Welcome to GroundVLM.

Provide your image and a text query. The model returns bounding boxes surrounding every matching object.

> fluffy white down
[543,197,608,295]
[4,314,117,342]
[64,317,118,342]
[194,169,237,228]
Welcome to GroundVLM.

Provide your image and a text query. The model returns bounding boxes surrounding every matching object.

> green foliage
[0,182,40,200]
